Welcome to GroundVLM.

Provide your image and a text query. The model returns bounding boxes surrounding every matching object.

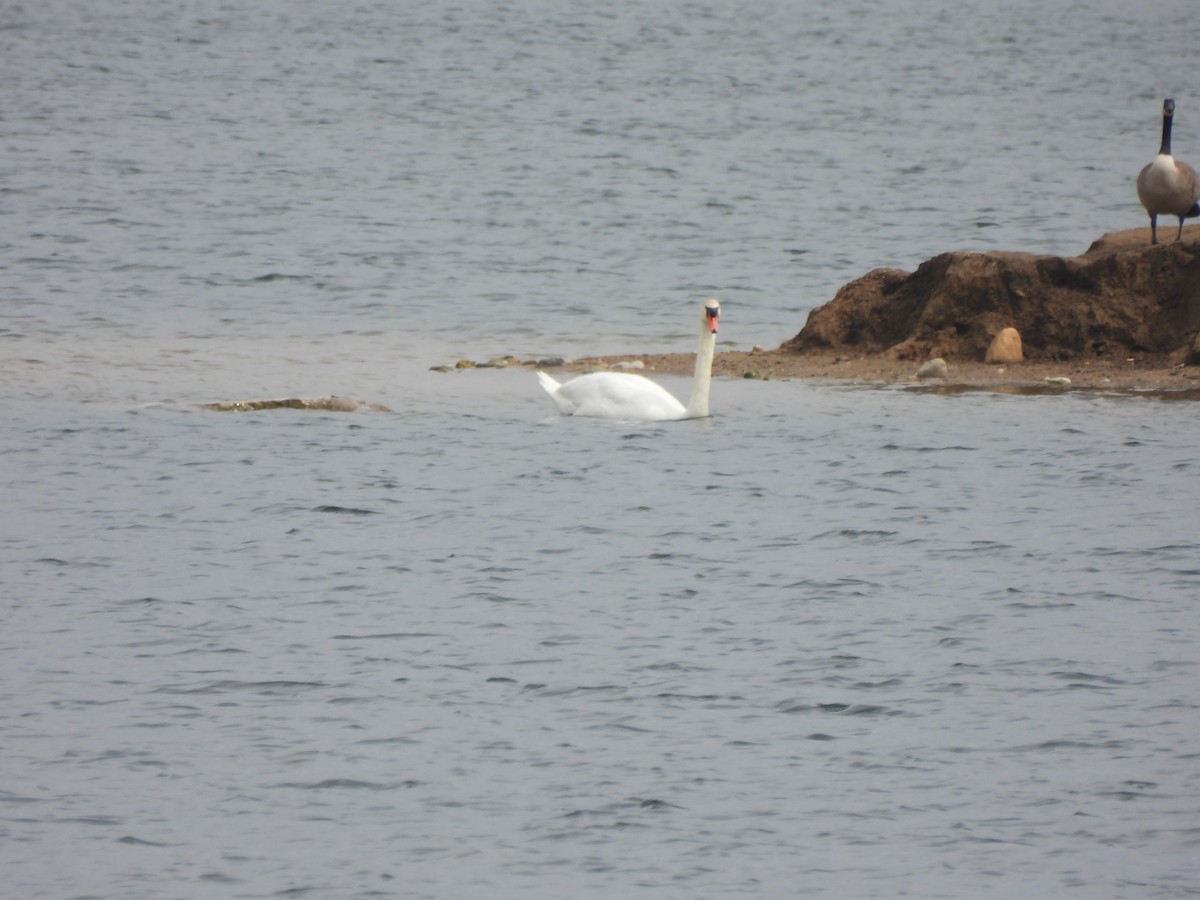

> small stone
[536,356,565,368]
[751,345,767,353]
[916,357,948,379]
[483,355,518,368]
[985,327,1024,364]
[612,360,644,370]
[1044,376,1071,386]
[455,359,476,369]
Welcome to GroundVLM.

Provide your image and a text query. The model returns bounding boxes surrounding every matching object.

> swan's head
[703,299,720,334]
[1164,98,1176,119]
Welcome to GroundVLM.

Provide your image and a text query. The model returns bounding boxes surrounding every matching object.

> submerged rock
[783,226,1200,364]
[201,396,387,412]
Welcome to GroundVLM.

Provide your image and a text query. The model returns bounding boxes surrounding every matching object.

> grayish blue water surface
[2,1,1199,897]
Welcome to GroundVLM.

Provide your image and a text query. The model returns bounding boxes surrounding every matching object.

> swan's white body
[537,299,720,421]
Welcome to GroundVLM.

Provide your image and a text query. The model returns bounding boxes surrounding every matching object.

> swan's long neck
[684,320,717,418]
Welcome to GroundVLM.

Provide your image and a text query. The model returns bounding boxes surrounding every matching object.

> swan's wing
[549,371,686,420]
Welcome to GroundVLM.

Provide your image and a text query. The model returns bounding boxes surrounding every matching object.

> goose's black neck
[1160,102,1176,156]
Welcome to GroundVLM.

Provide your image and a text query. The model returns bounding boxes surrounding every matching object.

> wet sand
[555,349,1200,396]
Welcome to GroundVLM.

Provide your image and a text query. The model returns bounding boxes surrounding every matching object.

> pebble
[477,355,519,369]
[916,357,948,379]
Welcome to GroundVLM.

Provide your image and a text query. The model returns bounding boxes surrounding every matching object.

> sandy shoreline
[543,349,1200,396]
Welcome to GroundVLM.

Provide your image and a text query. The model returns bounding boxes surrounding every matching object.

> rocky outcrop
[783,226,1200,363]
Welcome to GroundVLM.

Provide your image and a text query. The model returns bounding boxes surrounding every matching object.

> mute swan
[1137,98,1200,244]
[537,299,720,420]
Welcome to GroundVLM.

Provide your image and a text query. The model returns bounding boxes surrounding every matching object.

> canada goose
[1137,98,1200,244]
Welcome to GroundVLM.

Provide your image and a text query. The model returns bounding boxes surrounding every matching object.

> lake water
[2,1,1199,898]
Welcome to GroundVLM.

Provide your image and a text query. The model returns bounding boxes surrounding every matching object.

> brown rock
[985,327,1024,363]
[783,226,1200,364]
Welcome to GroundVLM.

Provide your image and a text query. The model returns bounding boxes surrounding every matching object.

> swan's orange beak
[706,308,720,334]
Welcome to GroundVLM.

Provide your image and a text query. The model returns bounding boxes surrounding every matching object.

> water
[2,2,1199,898]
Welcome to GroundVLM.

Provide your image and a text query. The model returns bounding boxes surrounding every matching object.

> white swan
[537,299,721,420]
[1137,98,1200,245]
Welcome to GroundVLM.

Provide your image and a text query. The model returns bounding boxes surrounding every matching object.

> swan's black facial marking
[705,303,720,333]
